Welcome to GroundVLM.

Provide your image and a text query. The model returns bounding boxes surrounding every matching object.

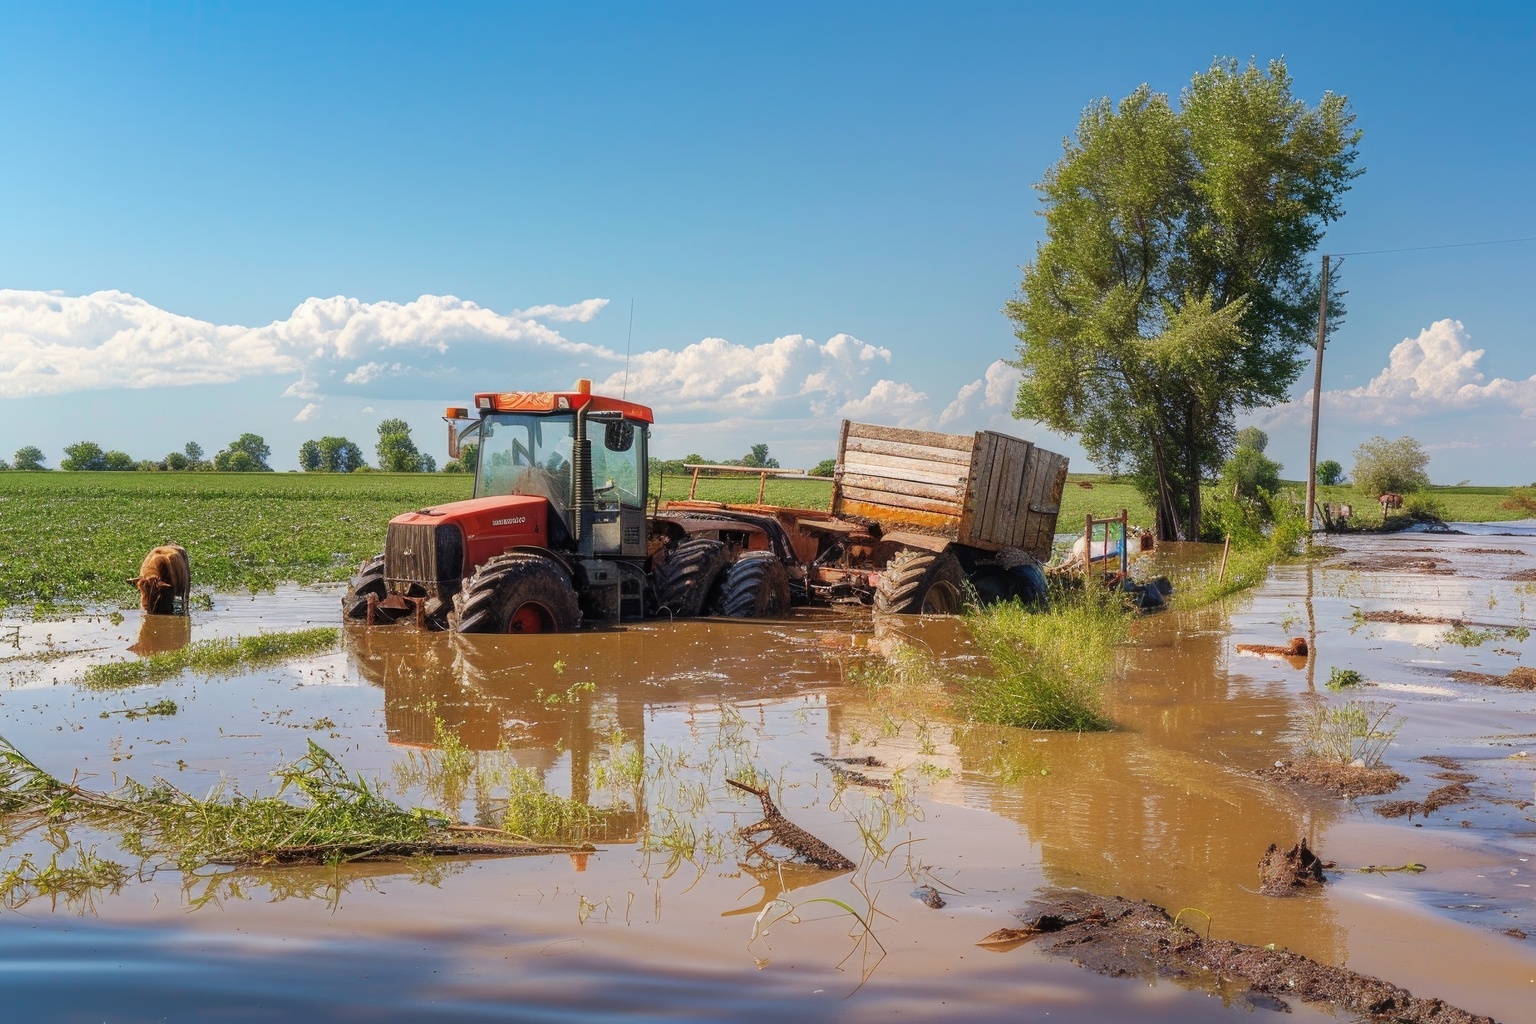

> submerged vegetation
[1298,701,1403,769]
[82,627,340,688]
[0,736,591,903]
[958,591,1127,731]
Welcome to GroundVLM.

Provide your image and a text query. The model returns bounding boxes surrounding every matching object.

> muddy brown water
[1,531,1534,1022]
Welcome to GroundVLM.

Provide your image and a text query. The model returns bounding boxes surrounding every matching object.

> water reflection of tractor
[344,379,1069,634]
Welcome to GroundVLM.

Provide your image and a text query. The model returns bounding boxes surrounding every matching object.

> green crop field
[0,472,471,610]
[1,468,1525,613]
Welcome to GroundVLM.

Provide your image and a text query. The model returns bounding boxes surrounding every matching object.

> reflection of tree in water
[952,595,1346,962]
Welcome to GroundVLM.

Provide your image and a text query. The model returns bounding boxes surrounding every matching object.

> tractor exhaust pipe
[571,393,594,554]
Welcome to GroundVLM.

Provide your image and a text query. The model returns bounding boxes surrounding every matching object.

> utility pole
[1305,254,1330,532]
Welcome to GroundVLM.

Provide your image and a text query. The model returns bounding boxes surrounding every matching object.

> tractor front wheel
[342,555,402,624]
[654,538,729,618]
[714,551,791,618]
[452,554,581,634]
[873,549,966,615]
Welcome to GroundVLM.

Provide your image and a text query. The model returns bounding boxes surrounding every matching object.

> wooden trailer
[830,421,1069,564]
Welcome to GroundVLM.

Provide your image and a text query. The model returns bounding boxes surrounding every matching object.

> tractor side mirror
[443,408,476,460]
[604,420,635,453]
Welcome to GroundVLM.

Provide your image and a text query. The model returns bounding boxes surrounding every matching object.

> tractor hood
[391,494,551,563]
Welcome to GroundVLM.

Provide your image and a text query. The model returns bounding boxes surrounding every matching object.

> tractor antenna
[622,299,634,399]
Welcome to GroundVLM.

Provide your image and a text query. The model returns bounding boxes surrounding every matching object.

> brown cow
[128,545,191,615]
[1379,492,1404,517]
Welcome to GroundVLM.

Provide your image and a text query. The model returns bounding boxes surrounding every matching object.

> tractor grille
[385,522,464,592]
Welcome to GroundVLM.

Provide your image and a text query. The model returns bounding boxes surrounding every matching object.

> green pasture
[0,469,1525,612]
[0,472,471,610]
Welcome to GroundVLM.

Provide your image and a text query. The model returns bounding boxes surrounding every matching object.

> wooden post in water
[1084,513,1093,580]
[1119,508,1129,576]
[1218,535,1232,584]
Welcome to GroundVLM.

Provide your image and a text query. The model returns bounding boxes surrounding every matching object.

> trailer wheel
[874,549,966,615]
[342,554,403,624]
[970,557,1049,609]
[452,553,581,634]
[654,538,729,618]
[714,551,791,618]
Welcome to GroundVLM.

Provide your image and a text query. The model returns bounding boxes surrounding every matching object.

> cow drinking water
[129,545,191,615]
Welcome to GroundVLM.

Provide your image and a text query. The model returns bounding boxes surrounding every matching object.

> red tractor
[345,379,804,633]
[344,381,1068,633]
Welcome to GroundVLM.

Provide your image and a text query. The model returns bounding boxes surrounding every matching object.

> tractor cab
[446,380,653,559]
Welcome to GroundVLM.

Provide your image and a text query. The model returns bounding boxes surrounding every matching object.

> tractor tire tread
[714,551,791,618]
[452,553,580,634]
[873,548,966,615]
[654,538,729,618]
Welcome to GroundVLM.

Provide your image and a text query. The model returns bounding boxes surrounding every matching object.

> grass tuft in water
[955,593,1125,732]
[1325,668,1363,691]
[1298,701,1403,768]
[82,627,339,689]
[501,764,603,842]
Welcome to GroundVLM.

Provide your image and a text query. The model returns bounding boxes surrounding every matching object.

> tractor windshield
[475,413,576,517]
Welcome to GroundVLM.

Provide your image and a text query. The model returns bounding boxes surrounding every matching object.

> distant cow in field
[1379,492,1404,517]
[129,545,190,615]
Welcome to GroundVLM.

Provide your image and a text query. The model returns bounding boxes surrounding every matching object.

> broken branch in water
[0,736,593,872]
[727,778,855,871]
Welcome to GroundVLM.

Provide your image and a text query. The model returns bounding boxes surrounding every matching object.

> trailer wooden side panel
[835,421,973,537]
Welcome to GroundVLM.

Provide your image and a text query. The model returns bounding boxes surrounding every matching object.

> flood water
[1,530,1534,1022]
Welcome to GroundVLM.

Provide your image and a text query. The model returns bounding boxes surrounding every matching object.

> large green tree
[1006,58,1360,539]
[213,433,272,472]
[376,418,426,473]
[1351,435,1429,496]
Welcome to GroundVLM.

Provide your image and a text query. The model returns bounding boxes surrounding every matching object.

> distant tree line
[3,431,841,479]
[649,444,836,479]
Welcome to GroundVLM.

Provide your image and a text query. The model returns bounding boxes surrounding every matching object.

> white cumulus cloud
[292,403,320,422]
[596,332,893,415]
[0,289,620,400]
[940,359,1021,425]
[1334,319,1536,421]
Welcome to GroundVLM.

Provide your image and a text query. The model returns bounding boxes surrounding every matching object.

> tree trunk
[1184,403,1203,540]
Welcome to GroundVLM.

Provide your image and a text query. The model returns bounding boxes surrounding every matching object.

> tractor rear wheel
[873,548,966,615]
[714,551,791,618]
[451,554,581,634]
[342,555,402,624]
[654,538,729,618]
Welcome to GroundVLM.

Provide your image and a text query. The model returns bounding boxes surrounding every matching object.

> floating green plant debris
[0,737,591,874]
[82,627,340,689]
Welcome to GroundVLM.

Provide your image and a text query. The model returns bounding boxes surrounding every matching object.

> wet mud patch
[988,890,1496,1023]
[1257,837,1326,896]
[1359,610,1469,627]
[1464,548,1527,557]
[1503,568,1536,581]
[1261,758,1407,798]
[1450,666,1536,690]
[1339,554,1455,574]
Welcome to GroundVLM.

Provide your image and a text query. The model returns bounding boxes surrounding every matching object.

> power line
[1328,235,1536,257]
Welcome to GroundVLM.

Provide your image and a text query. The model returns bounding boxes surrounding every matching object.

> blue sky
[2,2,1534,482]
